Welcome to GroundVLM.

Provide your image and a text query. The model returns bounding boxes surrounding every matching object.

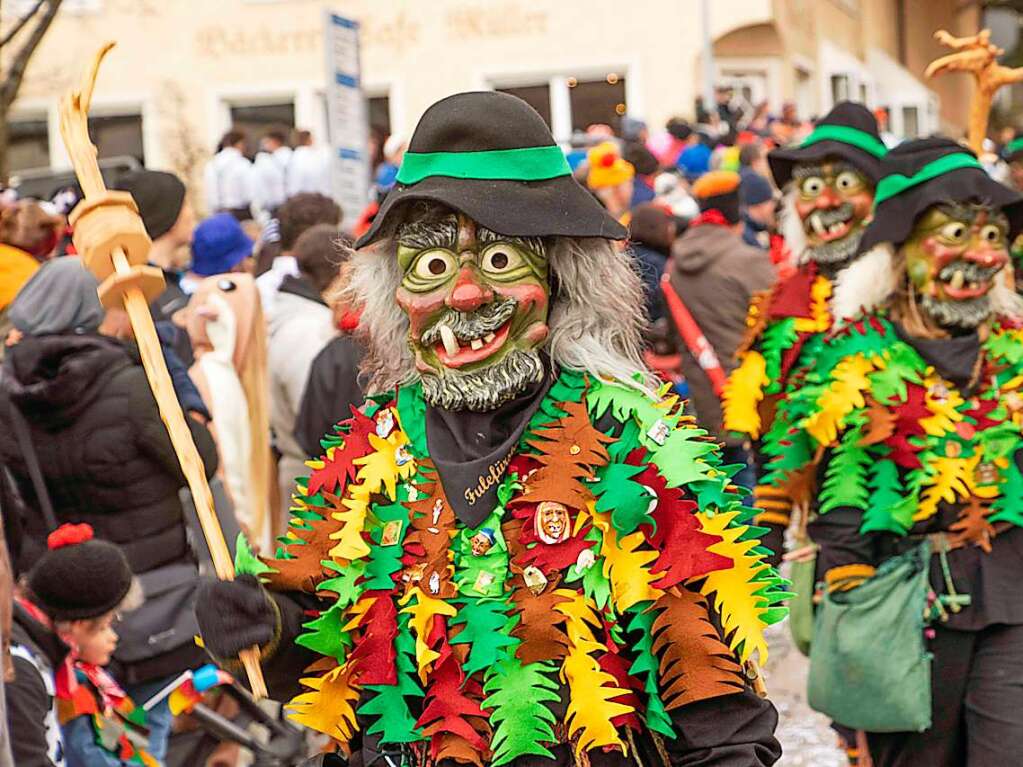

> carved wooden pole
[58,42,267,699]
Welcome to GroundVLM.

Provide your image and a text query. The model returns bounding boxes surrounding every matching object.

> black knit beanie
[28,524,133,622]
[114,169,187,240]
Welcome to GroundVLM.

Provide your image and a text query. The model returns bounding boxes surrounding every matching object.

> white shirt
[252,146,293,213]
[255,255,299,315]
[286,144,333,198]
[204,147,255,213]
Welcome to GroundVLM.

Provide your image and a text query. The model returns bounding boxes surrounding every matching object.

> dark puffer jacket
[0,333,218,576]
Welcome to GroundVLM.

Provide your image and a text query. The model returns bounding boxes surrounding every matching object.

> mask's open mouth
[429,318,512,369]
[937,259,1002,301]
[805,206,855,243]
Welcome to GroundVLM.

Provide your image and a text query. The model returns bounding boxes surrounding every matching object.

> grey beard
[920,293,991,329]
[806,226,864,267]
[420,348,544,411]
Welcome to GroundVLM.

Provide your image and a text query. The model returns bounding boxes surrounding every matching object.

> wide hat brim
[355,174,627,248]
[769,140,883,188]
[859,166,1023,253]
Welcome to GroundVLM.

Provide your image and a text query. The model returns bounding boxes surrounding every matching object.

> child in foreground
[7,523,153,766]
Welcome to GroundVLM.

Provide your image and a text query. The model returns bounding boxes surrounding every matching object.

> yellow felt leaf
[342,595,376,632]
[804,353,875,446]
[792,276,832,333]
[553,590,631,756]
[353,431,413,500]
[285,661,360,744]
[697,510,771,665]
[919,375,965,437]
[399,587,457,682]
[586,502,663,612]
[916,454,975,522]
[329,494,371,561]
[722,350,768,438]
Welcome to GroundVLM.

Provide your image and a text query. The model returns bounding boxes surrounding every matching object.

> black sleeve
[6,655,57,767]
[262,590,321,702]
[808,507,879,576]
[295,338,365,459]
[664,689,781,766]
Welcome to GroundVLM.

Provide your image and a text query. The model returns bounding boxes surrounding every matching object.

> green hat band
[800,124,888,159]
[873,153,983,208]
[1006,137,1023,157]
[396,145,572,185]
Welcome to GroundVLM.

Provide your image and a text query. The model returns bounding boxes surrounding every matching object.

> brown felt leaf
[858,398,898,447]
[511,583,571,665]
[265,513,346,592]
[501,517,526,573]
[433,733,486,767]
[950,495,996,553]
[403,466,458,599]
[517,399,611,511]
[757,393,779,436]
[651,587,745,709]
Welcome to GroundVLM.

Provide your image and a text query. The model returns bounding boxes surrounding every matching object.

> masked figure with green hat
[193,91,785,766]
[722,101,887,563]
[761,136,1023,766]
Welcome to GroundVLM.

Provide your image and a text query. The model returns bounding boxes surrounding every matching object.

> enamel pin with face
[376,408,395,438]
[380,520,402,546]
[470,528,496,556]
[535,501,570,544]
[522,565,548,595]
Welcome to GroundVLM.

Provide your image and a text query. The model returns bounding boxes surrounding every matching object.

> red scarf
[689,209,731,228]
[15,596,77,700]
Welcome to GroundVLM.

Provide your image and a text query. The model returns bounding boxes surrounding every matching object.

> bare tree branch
[1,0,63,109]
[0,0,46,50]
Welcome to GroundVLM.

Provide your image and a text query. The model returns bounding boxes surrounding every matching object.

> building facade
[4,0,980,200]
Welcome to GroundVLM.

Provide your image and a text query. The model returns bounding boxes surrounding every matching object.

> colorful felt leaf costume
[760,314,1023,570]
[246,370,787,763]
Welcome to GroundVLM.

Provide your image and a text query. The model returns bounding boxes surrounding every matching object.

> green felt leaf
[396,383,428,455]
[606,418,642,463]
[819,420,871,514]
[318,559,367,609]
[453,507,510,598]
[450,596,520,677]
[861,455,909,534]
[234,532,273,579]
[988,328,1023,366]
[587,381,675,433]
[758,318,799,391]
[296,601,352,662]
[992,459,1023,527]
[625,603,675,738]
[593,462,652,535]
[563,528,610,609]
[482,658,560,766]
[868,343,923,404]
[649,427,715,487]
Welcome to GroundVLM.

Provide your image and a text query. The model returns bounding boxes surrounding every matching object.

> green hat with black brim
[354,91,628,249]
[768,101,887,188]
[858,136,1023,253]
[1004,133,1023,164]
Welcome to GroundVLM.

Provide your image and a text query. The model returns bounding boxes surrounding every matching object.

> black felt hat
[859,136,1023,253]
[1004,133,1023,164]
[355,91,628,248]
[28,524,133,622]
[768,101,886,188]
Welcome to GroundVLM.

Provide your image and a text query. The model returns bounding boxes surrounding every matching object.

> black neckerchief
[425,356,556,528]
[893,321,981,394]
[279,274,327,306]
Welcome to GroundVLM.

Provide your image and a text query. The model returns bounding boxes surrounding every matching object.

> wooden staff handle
[59,42,267,699]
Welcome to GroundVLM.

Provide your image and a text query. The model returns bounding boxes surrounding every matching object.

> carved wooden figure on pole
[57,41,267,699]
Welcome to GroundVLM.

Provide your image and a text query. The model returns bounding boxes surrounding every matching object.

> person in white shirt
[286,129,332,198]
[252,128,293,217]
[204,129,256,220]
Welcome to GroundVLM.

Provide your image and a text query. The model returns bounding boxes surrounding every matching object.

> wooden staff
[58,42,267,699]
[926,28,1023,156]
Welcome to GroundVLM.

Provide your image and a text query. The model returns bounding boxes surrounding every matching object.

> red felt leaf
[306,406,378,497]
[347,591,398,686]
[628,463,732,588]
[598,650,643,730]
[779,334,811,383]
[964,397,1000,431]
[884,384,929,469]
[767,265,815,320]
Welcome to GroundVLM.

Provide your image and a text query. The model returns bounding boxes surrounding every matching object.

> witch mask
[793,159,874,270]
[903,203,1009,330]
[396,210,550,412]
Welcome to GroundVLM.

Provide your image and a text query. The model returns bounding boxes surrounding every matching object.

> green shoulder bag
[807,540,933,733]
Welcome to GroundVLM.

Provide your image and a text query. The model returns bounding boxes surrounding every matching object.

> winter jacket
[0,333,218,576]
[295,334,365,458]
[268,277,336,515]
[7,602,68,767]
[668,223,775,443]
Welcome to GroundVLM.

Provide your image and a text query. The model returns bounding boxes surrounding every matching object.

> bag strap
[6,399,58,532]
[660,266,728,397]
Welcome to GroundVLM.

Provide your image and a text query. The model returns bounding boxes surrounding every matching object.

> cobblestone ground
[763,623,848,766]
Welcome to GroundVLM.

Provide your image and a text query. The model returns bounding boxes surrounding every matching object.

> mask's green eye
[800,176,825,197]
[980,224,1005,245]
[412,250,456,281]
[940,222,968,242]
[480,245,525,275]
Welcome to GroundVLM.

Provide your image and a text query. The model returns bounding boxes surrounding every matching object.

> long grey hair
[336,236,658,397]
